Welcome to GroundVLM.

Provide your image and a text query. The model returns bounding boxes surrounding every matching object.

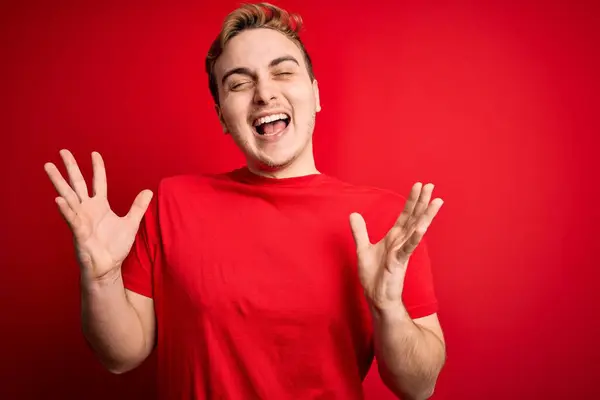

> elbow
[95,347,147,375]
[416,386,436,400]
[104,359,142,375]
[398,387,435,400]
[84,345,144,375]
[381,376,437,400]
[82,333,149,375]
[401,387,436,400]
[106,366,130,375]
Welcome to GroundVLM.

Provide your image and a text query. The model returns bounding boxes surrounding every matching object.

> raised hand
[44,149,153,283]
[349,183,444,313]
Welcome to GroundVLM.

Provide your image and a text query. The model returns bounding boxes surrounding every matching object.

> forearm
[80,270,147,373]
[372,306,446,400]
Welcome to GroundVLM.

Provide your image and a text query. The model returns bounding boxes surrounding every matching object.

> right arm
[45,149,156,374]
[81,273,155,374]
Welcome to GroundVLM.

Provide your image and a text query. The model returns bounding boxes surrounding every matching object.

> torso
[149,169,409,399]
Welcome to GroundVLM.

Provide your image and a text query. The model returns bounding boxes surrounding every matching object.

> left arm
[372,308,446,400]
[349,182,447,400]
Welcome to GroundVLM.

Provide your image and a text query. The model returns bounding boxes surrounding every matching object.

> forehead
[215,28,305,76]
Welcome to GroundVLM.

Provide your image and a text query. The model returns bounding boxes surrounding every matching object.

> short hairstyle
[205,2,315,105]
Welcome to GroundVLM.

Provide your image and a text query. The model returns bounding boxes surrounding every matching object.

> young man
[44,3,446,399]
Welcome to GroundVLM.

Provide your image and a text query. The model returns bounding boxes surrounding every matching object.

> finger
[91,151,107,198]
[44,162,81,211]
[60,149,90,202]
[394,182,422,228]
[125,190,154,225]
[55,196,77,227]
[349,212,371,254]
[401,198,444,256]
[411,183,435,222]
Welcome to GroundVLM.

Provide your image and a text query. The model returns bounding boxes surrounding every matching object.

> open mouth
[252,113,291,136]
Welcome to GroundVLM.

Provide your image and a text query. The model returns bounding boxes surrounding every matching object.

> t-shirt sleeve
[121,194,161,299]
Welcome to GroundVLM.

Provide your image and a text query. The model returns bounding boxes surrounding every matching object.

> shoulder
[155,170,238,197]
[326,177,409,241]
[137,171,238,221]
[327,176,407,213]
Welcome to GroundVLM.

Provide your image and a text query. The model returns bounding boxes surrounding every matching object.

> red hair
[205,2,315,105]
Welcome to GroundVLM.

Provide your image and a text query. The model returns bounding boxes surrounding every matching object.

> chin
[254,148,299,171]
[257,154,295,170]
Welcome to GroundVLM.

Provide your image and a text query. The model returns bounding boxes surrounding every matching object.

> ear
[312,80,321,112]
[215,104,229,134]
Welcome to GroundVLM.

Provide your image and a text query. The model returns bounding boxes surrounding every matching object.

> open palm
[349,182,444,312]
[44,150,153,281]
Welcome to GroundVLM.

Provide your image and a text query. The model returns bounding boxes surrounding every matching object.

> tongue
[262,120,287,135]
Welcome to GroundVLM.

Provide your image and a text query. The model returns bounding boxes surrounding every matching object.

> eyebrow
[221,55,300,85]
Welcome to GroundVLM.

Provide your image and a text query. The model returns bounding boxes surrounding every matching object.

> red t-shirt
[121,167,438,399]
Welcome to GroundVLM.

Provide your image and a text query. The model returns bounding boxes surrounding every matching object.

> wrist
[81,266,123,291]
[369,301,411,324]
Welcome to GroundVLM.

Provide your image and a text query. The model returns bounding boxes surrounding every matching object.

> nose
[253,77,277,105]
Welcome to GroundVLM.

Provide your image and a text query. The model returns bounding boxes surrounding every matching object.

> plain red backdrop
[2,0,599,398]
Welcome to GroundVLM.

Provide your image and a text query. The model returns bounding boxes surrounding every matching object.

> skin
[44,24,446,399]
[213,28,321,179]
[215,27,447,399]
[350,183,447,399]
[44,150,155,374]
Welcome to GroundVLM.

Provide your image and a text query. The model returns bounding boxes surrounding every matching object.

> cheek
[287,86,316,116]
[222,98,249,127]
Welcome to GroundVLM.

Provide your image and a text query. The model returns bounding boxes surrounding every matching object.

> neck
[248,143,319,179]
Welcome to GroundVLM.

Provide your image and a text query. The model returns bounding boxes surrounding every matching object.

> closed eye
[274,71,294,78]
[231,81,252,90]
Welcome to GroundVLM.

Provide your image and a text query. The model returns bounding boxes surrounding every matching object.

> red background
[2,0,599,398]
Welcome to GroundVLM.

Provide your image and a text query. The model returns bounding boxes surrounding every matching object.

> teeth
[253,113,289,127]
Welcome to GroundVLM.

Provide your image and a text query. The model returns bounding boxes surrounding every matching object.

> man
[44,3,446,399]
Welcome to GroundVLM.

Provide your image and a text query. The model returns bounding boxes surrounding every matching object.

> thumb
[126,189,153,225]
[349,212,371,253]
